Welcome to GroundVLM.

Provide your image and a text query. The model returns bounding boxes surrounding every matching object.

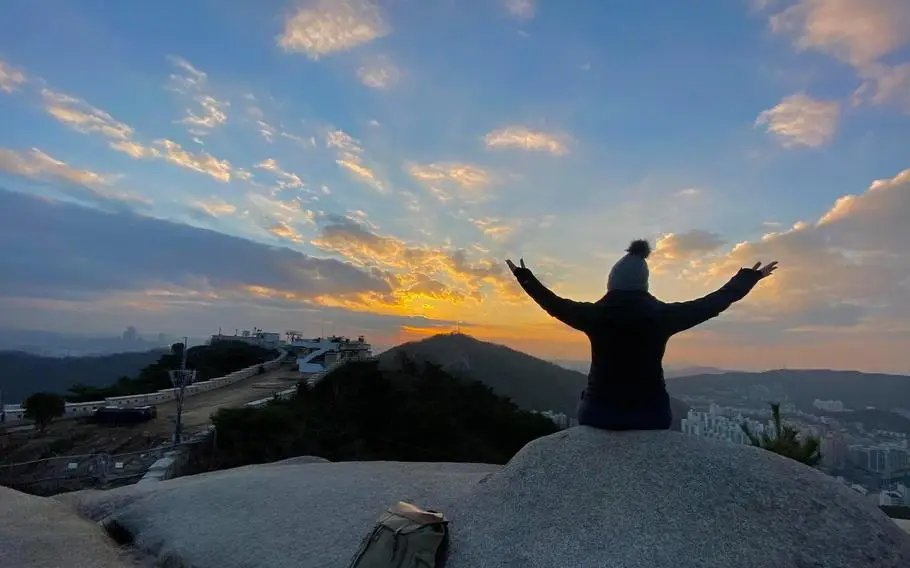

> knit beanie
[607,239,651,292]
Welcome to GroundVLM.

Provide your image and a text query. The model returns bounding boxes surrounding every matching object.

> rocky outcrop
[0,485,140,568]
[47,428,910,567]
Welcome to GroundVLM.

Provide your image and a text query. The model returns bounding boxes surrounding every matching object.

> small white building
[210,329,283,349]
[290,335,372,373]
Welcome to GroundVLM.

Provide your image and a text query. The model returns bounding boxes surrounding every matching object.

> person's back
[586,291,667,419]
[506,240,777,431]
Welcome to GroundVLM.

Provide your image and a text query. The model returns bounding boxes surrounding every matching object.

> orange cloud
[325,129,386,192]
[484,126,570,156]
[310,215,523,319]
[189,197,237,218]
[0,147,146,205]
[277,0,389,60]
[406,162,491,202]
[270,221,305,243]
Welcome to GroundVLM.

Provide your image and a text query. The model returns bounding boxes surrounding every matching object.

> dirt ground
[0,367,303,465]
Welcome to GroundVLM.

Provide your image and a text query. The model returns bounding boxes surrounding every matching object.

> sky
[0,0,908,373]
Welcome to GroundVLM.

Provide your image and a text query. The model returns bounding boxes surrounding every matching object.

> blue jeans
[577,395,672,431]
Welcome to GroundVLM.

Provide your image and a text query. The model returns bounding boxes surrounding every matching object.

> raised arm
[506,258,595,332]
[661,261,777,335]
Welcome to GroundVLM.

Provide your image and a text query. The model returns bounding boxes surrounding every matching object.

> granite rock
[58,427,910,568]
[0,485,142,568]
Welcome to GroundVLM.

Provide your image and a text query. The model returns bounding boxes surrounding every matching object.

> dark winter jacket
[514,267,764,430]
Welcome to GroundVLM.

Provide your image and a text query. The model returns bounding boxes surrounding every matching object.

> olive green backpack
[347,501,450,568]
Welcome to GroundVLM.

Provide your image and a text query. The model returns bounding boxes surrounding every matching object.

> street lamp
[167,338,196,446]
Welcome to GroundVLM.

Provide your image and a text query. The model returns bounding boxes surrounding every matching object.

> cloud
[310,215,521,312]
[768,0,910,113]
[653,230,726,262]
[189,197,237,218]
[254,158,305,191]
[470,217,518,242]
[109,139,232,183]
[269,221,305,243]
[853,62,910,112]
[407,162,491,202]
[505,0,536,20]
[0,188,390,306]
[755,93,840,148]
[246,193,315,231]
[41,89,134,141]
[39,86,232,182]
[277,0,390,60]
[357,54,401,89]
[769,0,910,66]
[675,188,704,198]
[325,129,386,192]
[148,139,233,182]
[484,126,570,156]
[167,56,207,92]
[0,147,145,207]
[0,147,108,187]
[690,167,910,334]
[0,60,26,93]
[167,56,229,135]
[750,0,777,13]
[180,94,229,132]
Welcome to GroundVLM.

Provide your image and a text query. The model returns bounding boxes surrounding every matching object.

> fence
[0,444,181,496]
[1,350,288,425]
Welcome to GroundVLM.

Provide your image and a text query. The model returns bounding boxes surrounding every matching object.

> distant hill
[665,366,728,379]
[64,341,278,402]
[666,369,910,413]
[379,333,690,430]
[0,350,165,405]
[554,360,727,379]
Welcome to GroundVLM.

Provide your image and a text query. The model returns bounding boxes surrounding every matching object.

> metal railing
[0,443,195,495]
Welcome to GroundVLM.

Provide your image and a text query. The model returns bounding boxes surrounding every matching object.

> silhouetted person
[506,240,777,431]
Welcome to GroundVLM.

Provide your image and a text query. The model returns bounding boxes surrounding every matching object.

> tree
[207,359,559,471]
[23,392,66,433]
[741,402,822,467]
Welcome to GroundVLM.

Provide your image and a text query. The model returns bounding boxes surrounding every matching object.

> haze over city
[1,0,908,373]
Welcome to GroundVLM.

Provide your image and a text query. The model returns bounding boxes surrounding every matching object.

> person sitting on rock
[506,240,777,431]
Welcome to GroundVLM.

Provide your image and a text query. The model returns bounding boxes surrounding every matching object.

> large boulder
[58,428,910,567]
[0,486,138,568]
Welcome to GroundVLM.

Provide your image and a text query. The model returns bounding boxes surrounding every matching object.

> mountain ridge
[666,368,910,412]
[379,333,691,429]
[0,349,166,405]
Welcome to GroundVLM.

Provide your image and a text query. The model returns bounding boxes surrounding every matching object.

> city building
[680,407,771,446]
[821,431,848,468]
[813,399,846,412]
[848,444,910,475]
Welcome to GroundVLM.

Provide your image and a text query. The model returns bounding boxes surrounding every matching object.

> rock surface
[0,485,141,568]
[58,427,910,568]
